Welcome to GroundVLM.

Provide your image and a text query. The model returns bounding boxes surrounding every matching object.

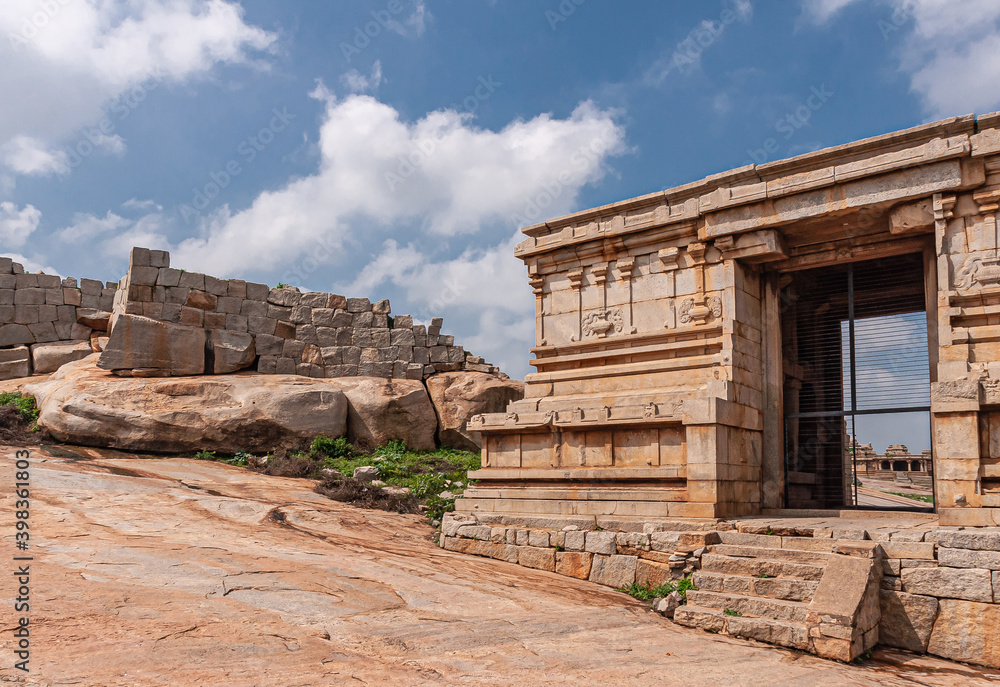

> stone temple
[460,112,1000,529]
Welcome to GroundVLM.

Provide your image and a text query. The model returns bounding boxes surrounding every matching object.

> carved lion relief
[582,308,625,338]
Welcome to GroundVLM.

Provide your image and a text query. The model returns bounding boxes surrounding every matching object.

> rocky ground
[1,444,998,687]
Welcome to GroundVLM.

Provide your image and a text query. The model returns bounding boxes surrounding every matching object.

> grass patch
[619,575,698,602]
[723,608,742,617]
[0,392,39,426]
[887,491,933,504]
[188,436,479,523]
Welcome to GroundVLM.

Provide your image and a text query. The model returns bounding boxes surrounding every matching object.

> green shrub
[193,450,216,461]
[310,435,353,459]
[0,392,39,425]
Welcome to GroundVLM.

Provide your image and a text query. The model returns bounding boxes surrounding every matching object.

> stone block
[245,282,269,301]
[97,315,205,375]
[179,307,203,327]
[927,599,1000,666]
[257,355,278,374]
[284,339,306,359]
[517,546,555,572]
[902,567,993,602]
[589,555,637,588]
[390,328,415,346]
[217,296,242,314]
[0,346,30,380]
[44,288,64,305]
[14,288,45,305]
[354,311,374,328]
[62,288,81,306]
[157,268,181,287]
[203,312,226,329]
[185,290,217,311]
[394,315,413,328]
[290,305,312,324]
[879,590,938,653]
[241,300,268,318]
[255,334,284,356]
[296,324,318,344]
[528,530,550,547]
[226,314,248,332]
[130,266,159,286]
[276,357,296,374]
[555,551,593,579]
[227,279,247,298]
[650,532,682,552]
[129,246,151,266]
[15,274,37,289]
[933,531,1000,551]
[274,321,296,339]
[267,287,300,307]
[248,316,276,336]
[204,275,228,297]
[148,250,169,268]
[81,278,103,296]
[177,271,205,290]
[27,321,57,342]
[585,531,617,555]
[347,297,371,313]
[31,340,93,374]
[938,547,1000,570]
[636,559,673,587]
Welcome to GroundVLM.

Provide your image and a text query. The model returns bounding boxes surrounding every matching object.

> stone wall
[441,511,1000,666]
[0,255,117,379]
[99,247,501,381]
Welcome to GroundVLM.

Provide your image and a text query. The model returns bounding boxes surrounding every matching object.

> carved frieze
[582,308,624,338]
[956,256,1000,288]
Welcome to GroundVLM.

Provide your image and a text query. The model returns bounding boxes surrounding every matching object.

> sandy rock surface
[0,444,996,687]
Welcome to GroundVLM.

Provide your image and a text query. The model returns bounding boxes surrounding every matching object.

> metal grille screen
[781,253,932,509]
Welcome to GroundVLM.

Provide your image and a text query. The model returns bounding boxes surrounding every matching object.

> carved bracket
[678,295,723,326]
[657,247,680,271]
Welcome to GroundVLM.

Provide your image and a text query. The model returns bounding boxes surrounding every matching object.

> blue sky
[2,0,999,391]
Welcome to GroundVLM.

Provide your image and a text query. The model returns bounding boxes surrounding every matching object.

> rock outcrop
[426,371,525,450]
[25,356,348,453]
[325,377,438,451]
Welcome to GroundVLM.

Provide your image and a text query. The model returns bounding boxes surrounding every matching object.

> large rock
[24,356,347,453]
[76,308,112,331]
[325,377,437,451]
[425,371,524,450]
[0,345,31,380]
[98,314,206,375]
[31,340,94,374]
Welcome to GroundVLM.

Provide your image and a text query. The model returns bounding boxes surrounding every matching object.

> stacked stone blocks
[108,247,500,381]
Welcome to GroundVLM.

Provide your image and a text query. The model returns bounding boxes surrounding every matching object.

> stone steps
[700,553,826,581]
[685,590,810,623]
[691,571,818,602]
[673,606,810,651]
[710,544,832,565]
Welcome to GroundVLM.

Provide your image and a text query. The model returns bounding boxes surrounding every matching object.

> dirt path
[1,444,997,686]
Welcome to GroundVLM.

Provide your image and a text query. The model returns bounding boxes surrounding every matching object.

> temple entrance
[781,253,934,510]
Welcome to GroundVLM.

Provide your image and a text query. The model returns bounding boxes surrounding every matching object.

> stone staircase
[674,534,882,660]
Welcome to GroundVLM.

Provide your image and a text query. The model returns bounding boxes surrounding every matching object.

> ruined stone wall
[101,247,501,381]
[0,255,117,379]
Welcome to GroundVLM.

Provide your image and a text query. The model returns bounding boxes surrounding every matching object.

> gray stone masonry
[86,247,508,382]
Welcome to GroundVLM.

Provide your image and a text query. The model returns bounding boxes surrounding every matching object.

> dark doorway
[781,253,933,510]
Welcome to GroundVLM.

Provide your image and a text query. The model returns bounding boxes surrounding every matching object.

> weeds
[723,608,742,617]
[619,575,698,602]
[0,392,39,425]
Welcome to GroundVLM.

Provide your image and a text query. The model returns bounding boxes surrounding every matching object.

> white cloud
[1,136,69,176]
[406,0,430,36]
[644,2,753,85]
[0,201,41,249]
[122,198,163,212]
[340,60,384,94]
[170,87,626,276]
[805,0,1000,117]
[0,0,276,177]
[55,210,170,260]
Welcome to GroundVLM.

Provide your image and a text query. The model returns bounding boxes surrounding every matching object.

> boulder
[425,371,524,450]
[0,345,31,380]
[31,340,94,374]
[98,314,206,375]
[353,466,378,482]
[24,357,347,453]
[325,377,437,450]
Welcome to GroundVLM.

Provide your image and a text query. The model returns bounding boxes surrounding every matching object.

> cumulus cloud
[804,0,1000,117]
[0,0,276,177]
[644,1,753,84]
[170,87,626,275]
[55,210,170,260]
[0,201,41,249]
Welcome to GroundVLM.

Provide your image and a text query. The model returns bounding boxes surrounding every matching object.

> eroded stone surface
[325,376,437,450]
[879,590,939,653]
[927,599,1000,667]
[425,371,524,450]
[0,448,995,687]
